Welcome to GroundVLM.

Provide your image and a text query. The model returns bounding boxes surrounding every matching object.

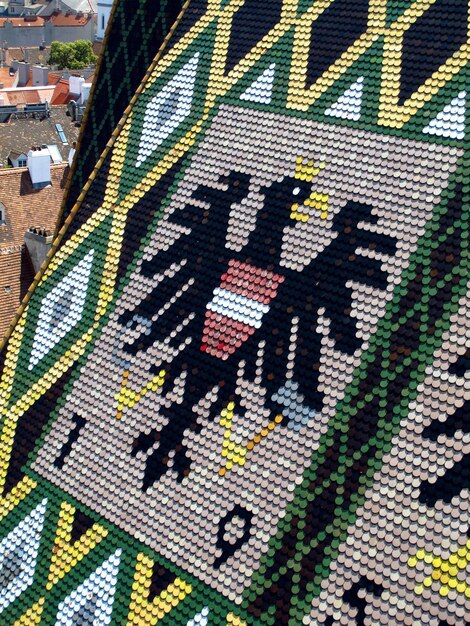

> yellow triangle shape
[226,614,247,626]
[0,477,37,525]
[126,553,192,625]
[47,502,108,590]
[12,598,45,625]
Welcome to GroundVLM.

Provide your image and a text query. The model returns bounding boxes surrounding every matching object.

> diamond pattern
[28,250,95,370]
[136,53,200,167]
[0,499,47,614]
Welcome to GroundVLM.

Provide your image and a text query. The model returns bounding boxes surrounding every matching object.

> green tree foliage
[48,40,97,70]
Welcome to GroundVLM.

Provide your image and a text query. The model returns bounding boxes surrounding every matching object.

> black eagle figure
[118,166,396,489]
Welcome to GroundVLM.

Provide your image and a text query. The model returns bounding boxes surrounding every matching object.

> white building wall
[96,0,112,40]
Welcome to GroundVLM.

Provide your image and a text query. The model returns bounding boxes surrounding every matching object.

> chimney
[14,60,30,87]
[24,227,53,275]
[69,75,84,96]
[32,64,48,86]
[27,147,51,188]
[68,141,76,167]
[80,81,91,105]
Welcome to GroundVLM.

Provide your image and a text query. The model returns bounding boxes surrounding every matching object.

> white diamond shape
[423,91,466,140]
[325,76,364,121]
[0,498,47,614]
[54,549,121,626]
[240,63,276,105]
[28,249,95,370]
[136,53,200,167]
[186,606,210,626]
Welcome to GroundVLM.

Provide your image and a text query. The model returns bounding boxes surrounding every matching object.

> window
[0,202,5,225]
[102,14,105,30]
[18,159,26,167]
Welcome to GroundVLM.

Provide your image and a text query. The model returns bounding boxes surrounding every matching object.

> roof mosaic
[64,0,185,219]
[0,0,469,625]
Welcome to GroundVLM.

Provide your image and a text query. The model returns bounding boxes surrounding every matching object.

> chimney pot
[27,147,51,188]
[25,228,53,275]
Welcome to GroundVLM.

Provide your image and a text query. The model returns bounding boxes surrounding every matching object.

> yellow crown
[295,156,326,182]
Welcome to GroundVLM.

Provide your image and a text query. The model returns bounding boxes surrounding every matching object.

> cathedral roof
[0,1,468,625]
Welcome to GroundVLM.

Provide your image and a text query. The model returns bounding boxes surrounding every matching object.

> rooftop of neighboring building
[61,66,95,81]
[0,9,94,28]
[49,12,92,26]
[60,0,97,13]
[0,66,18,89]
[0,162,67,339]
[0,105,79,167]
[0,16,46,27]
[0,162,67,249]
[1,67,62,89]
[50,77,72,104]
[5,47,51,67]
[3,87,50,104]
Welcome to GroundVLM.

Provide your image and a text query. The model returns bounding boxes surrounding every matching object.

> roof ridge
[0,162,68,176]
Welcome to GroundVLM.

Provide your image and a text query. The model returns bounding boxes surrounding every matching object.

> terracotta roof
[51,79,72,105]
[0,163,67,338]
[0,17,46,27]
[5,48,51,66]
[0,68,18,89]
[49,13,91,26]
[5,89,41,105]
[2,91,25,105]
[0,247,34,341]
[3,66,61,89]
[0,86,56,105]
[25,69,61,88]
[47,72,61,86]
[0,163,67,249]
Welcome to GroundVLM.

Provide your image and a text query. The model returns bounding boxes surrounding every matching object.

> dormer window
[0,203,5,225]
